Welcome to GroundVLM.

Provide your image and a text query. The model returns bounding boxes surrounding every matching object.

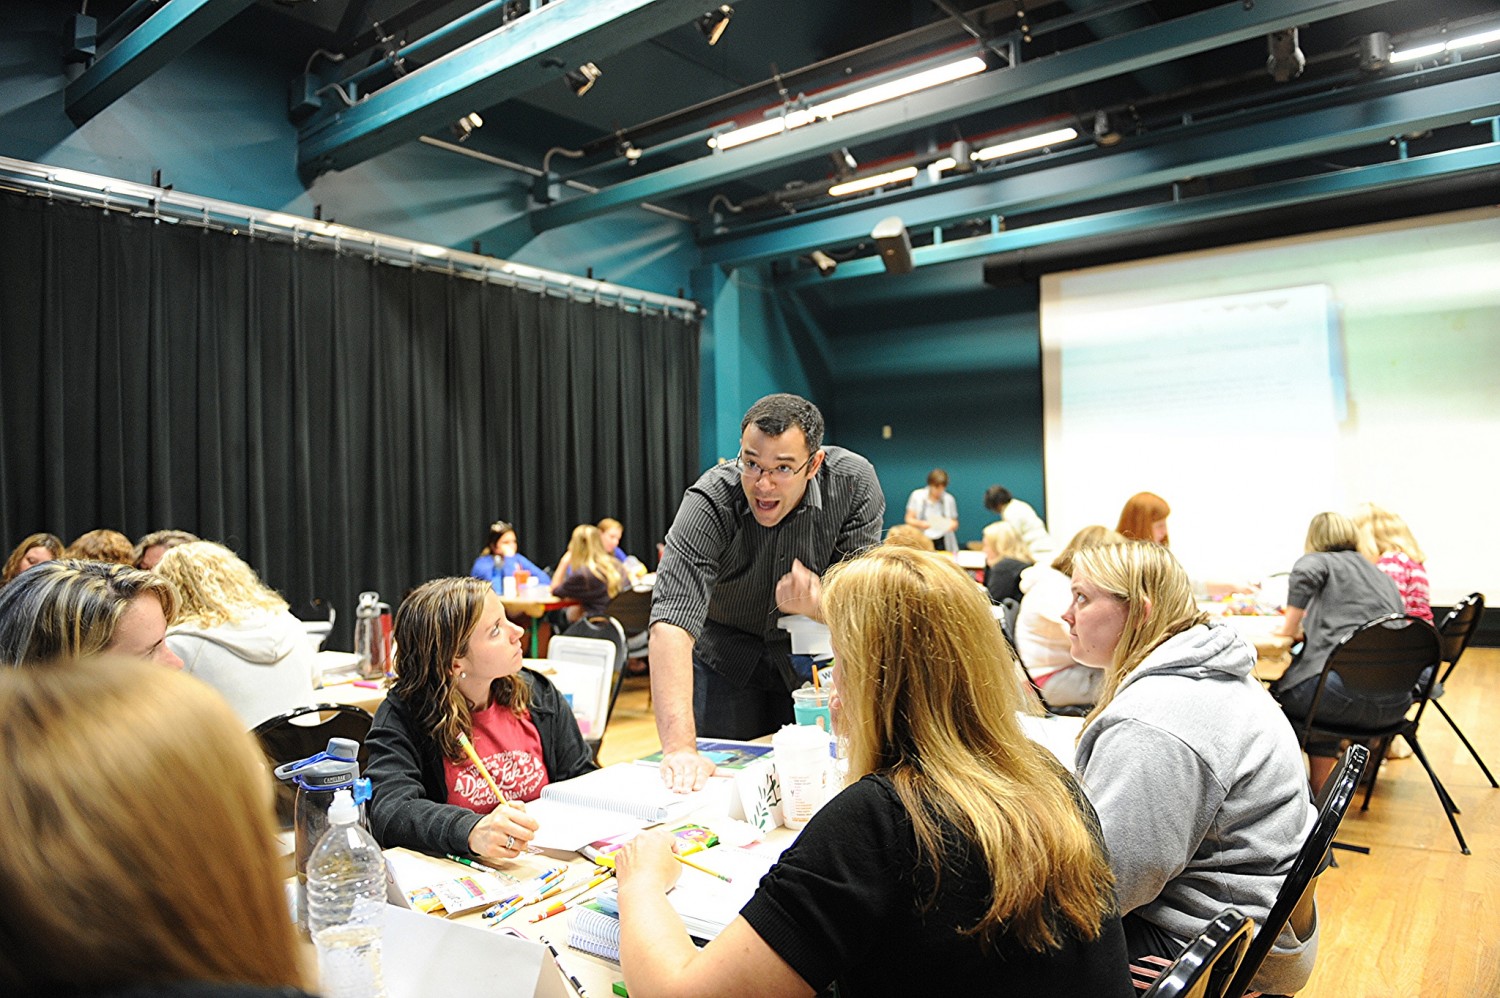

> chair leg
[1405,735,1471,855]
[1361,736,1391,812]
[1432,701,1499,788]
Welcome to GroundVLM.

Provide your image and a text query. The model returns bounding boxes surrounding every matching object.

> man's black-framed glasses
[735,453,814,482]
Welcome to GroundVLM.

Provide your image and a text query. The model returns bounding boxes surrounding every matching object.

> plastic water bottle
[306,788,389,998]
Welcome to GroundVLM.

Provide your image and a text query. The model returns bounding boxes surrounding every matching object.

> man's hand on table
[658,749,716,794]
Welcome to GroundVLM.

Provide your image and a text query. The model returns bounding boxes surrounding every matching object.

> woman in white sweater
[154,541,317,727]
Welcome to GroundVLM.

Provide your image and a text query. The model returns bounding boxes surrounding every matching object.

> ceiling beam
[64,0,255,125]
[298,0,726,177]
[528,0,1398,232]
[702,71,1500,266]
[778,141,1500,286]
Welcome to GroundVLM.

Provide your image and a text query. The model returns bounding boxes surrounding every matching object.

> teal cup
[792,687,833,733]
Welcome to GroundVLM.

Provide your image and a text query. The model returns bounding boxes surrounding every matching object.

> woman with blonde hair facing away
[551,523,625,620]
[0,559,181,669]
[1013,525,1122,707]
[2,532,63,585]
[1067,541,1315,995]
[64,527,136,565]
[982,519,1033,603]
[366,577,595,863]
[153,541,318,727]
[0,657,311,997]
[882,522,936,550]
[556,517,647,584]
[613,547,1131,998]
[1354,502,1432,622]
[1273,512,1404,789]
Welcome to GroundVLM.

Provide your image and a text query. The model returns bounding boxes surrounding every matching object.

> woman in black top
[614,546,1132,998]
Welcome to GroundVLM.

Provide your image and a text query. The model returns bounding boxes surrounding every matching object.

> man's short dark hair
[741,394,825,454]
[984,485,1013,513]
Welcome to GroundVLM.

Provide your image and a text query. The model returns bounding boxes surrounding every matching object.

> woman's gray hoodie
[1076,622,1317,995]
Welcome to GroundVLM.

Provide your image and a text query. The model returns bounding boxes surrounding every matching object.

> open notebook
[527,763,733,850]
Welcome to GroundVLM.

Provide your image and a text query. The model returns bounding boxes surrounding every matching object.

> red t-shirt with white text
[442,701,550,811]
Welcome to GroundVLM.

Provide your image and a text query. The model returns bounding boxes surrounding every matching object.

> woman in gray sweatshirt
[1067,540,1317,996]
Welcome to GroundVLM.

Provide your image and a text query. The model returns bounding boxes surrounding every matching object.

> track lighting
[564,62,602,97]
[696,5,733,46]
[1092,110,1122,147]
[830,147,858,179]
[809,250,837,277]
[449,112,484,142]
[1266,28,1305,82]
[616,135,643,164]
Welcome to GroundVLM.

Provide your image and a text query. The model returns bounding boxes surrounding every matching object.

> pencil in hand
[457,731,509,806]
[674,853,732,883]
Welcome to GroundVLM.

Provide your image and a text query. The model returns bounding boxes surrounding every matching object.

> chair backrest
[1325,613,1442,700]
[251,703,375,826]
[999,597,1020,653]
[1223,743,1370,998]
[564,615,629,720]
[605,586,653,635]
[547,633,620,747]
[1142,907,1254,998]
[1437,592,1485,674]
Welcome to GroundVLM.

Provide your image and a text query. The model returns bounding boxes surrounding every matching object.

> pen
[445,853,517,881]
[675,854,732,883]
[558,867,615,904]
[539,935,590,998]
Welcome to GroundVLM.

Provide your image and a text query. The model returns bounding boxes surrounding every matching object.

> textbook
[526,763,732,850]
[635,739,775,772]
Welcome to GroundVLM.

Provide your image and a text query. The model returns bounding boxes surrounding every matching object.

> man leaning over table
[649,393,884,792]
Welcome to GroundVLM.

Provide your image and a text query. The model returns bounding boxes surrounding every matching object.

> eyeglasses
[735,453,814,482]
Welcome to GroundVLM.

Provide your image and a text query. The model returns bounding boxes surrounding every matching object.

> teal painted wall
[821,281,1046,550]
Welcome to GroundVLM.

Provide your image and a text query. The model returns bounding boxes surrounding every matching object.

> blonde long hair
[564,524,622,598]
[1353,503,1425,563]
[1075,541,1210,729]
[154,541,289,629]
[982,520,1031,565]
[392,578,529,762]
[0,658,304,994]
[823,547,1114,952]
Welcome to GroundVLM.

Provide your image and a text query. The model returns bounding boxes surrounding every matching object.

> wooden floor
[598,651,1500,998]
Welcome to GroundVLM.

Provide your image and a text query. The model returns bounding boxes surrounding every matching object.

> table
[501,593,578,657]
[315,675,390,715]
[1201,606,1293,682]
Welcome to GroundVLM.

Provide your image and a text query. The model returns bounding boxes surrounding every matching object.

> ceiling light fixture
[1266,28,1306,82]
[828,166,919,197]
[809,250,838,277]
[831,147,858,178]
[708,54,987,151]
[1391,24,1500,63]
[564,62,602,96]
[449,111,484,142]
[970,125,1080,162]
[696,5,733,46]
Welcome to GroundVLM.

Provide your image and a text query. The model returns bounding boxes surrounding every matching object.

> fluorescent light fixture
[971,126,1080,161]
[1391,25,1500,64]
[1389,41,1446,64]
[708,54,986,151]
[828,166,918,197]
[929,156,958,172]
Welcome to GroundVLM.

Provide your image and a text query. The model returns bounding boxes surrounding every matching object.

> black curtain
[0,191,699,646]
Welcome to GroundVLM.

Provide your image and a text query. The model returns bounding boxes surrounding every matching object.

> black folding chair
[1431,593,1495,788]
[1223,744,1369,998]
[251,703,375,827]
[1141,908,1254,998]
[1288,614,1465,852]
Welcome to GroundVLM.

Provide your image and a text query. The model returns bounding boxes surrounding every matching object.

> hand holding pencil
[458,732,539,860]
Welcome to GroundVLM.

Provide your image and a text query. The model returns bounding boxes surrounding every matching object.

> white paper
[524,799,651,851]
[382,904,569,998]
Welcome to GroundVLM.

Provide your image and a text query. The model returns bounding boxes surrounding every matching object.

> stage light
[449,112,484,142]
[696,5,733,46]
[565,62,602,96]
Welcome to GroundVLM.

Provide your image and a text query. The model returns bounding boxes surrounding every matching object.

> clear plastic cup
[792,686,833,732]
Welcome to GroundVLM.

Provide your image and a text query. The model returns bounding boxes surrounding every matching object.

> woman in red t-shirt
[365,577,596,863]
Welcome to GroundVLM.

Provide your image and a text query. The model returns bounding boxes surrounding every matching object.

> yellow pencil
[675,853,732,883]
[458,731,509,806]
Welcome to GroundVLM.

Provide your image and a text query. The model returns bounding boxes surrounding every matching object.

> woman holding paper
[366,577,596,863]
[614,546,1131,997]
[903,468,959,553]
[0,657,312,996]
